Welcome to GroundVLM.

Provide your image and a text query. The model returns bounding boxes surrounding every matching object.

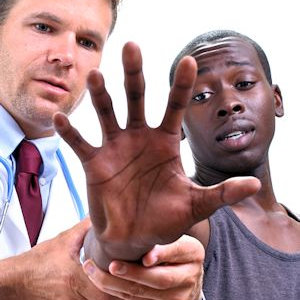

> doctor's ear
[181,127,186,140]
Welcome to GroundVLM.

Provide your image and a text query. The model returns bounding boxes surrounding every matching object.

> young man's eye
[34,23,52,33]
[236,81,255,89]
[192,91,213,103]
[78,39,97,50]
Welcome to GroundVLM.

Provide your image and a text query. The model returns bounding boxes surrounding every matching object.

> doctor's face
[0,0,112,138]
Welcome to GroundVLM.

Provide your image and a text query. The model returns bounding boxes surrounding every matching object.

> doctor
[0,0,205,299]
[0,0,119,298]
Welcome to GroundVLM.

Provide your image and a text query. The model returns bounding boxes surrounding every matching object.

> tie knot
[15,141,42,175]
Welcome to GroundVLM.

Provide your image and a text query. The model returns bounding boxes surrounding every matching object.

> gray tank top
[203,206,300,299]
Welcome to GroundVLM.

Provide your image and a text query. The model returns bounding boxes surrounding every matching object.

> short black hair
[169,30,272,86]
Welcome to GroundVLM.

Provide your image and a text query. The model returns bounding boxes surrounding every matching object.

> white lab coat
[0,164,85,259]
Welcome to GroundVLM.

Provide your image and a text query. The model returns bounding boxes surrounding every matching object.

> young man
[170,31,300,299]
[58,30,300,299]
[0,0,205,299]
[168,30,300,299]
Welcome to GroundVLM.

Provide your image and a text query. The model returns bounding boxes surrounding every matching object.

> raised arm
[54,42,260,271]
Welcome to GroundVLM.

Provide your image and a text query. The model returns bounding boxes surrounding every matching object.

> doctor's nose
[47,35,76,68]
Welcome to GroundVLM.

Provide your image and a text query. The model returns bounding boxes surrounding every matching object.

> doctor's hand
[54,42,261,270]
[0,218,111,300]
[82,235,204,300]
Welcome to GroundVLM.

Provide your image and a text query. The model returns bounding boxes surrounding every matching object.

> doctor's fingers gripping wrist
[0,219,106,300]
[83,235,204,300]
[83,258,203,300]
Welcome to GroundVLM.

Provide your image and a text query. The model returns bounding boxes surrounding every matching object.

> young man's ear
[181,127,186,140]
[273,84,284,117]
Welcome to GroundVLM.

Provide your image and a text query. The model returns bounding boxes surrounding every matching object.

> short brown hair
[0,0,121,33]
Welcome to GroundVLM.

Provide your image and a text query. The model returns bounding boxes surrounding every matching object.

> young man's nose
[217,91,245,118]
[218,102,245,117]
[47,34,76,68]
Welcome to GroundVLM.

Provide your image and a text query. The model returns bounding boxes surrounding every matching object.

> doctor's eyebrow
[23,12,105,49]
[23,12,64,25]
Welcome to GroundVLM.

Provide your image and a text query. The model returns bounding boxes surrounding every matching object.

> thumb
[143,235,204,267]
[65,217,92,252]
[191,176,261,221]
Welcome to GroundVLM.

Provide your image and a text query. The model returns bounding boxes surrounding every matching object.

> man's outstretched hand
[54,42,260,270]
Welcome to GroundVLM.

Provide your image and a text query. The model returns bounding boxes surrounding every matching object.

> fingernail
[112,262,127,275]
[152,255,159,265]
[83,260,96,276]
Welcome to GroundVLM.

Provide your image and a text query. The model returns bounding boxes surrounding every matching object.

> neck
[193,158,278,208]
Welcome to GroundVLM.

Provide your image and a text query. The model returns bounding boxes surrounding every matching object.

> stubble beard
[12,80,75,129]
[1,57,81,132]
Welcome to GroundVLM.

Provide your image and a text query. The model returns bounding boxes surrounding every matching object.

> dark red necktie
[15,140,43,247]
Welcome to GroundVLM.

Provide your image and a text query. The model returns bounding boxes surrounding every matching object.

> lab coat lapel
[37,164,82,243]
[0,188,30,258]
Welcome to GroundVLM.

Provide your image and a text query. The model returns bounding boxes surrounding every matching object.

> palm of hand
[83,126,194,248]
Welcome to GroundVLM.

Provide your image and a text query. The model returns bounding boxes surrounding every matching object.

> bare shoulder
[232,202,300,253]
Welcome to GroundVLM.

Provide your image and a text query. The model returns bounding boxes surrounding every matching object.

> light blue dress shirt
[0,105,60,212]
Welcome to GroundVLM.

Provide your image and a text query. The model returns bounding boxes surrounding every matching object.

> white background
[66,0,300,213]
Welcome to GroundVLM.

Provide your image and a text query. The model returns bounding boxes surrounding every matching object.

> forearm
[0,256,26,299]
[83,227,153,271]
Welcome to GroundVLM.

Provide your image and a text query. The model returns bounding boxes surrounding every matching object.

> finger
[87,69,121,140]
[68,217,91,238]
[62,218,91,255]
[142,235,204,267]
[101,288,153,300]
[76,264,113,300]
[108,258,201,290]
[83,260,153,299]
[122,42,146,129]
[191,176,261,222]
[85,260,198,299]
[53,112,96,162]
[160,56,197,135]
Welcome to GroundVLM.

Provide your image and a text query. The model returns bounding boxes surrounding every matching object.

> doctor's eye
[34,23,52,33]
[78,38,97,50]
[192,91,213,103]
[236,81,255,90]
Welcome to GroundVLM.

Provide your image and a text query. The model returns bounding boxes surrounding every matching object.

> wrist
[83,228,153,270]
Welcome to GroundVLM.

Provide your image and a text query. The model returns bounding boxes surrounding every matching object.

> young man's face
[0,0,112,138]
[183,38,283,174]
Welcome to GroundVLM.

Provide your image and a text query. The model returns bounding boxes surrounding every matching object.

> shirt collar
[0,105,60,182]
[0,105,24,158]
